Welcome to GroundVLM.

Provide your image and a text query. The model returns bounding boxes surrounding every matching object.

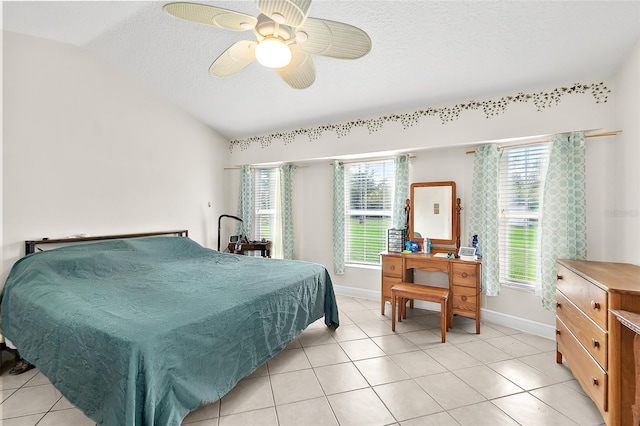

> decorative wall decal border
[229,82,610,153]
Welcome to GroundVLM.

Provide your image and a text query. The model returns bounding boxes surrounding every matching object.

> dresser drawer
[556,291,607,369]
[557,265,607,330]
[451,263,478,288]
[382,276,402,298]
[382,257,403,278]
[557,317,607,412]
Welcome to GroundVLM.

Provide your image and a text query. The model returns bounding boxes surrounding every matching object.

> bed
[0,232,339,425]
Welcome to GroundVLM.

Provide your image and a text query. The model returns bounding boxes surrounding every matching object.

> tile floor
[0,295,605,425]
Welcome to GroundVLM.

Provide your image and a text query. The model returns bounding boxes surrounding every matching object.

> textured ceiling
[4,1,640,140]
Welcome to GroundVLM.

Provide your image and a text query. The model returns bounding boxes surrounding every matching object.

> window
[254,168,278,242]
[498,144,550,290]
[344,160,395,265]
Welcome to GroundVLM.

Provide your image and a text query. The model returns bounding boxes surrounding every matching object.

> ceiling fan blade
[210,41,257,77]
[296,17,372,59]
[276,45,316,89]
[163,2,257,31]
[258,0,311,27]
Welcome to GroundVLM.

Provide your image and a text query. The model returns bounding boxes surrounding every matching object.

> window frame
[343,159,395,267]
[498,143,550,292]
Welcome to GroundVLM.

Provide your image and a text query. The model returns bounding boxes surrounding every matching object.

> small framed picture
[458,246,477,261]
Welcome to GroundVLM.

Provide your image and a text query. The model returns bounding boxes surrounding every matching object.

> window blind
[254,168,278,242]
[498,144,550,290]
[344,160,394,265]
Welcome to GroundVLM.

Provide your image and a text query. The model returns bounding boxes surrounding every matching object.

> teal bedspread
[0,237,339,425]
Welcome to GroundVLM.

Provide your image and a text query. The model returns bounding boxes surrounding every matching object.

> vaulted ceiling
[4,1,640,140]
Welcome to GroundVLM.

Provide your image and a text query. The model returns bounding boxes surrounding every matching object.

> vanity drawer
[382,276,402,298]
[556,291,607,369]
[383,257,403,278]
[557,265,607,329]
[451,263,478,288]
[452,291,477,315]
[557,317,607,412]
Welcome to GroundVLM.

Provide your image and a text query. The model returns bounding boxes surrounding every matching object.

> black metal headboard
[25,230,189,255]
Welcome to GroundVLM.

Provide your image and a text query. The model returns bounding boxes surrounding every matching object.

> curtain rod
[464,130,621,155]
[330,155,416,166]
[223,165,307,170]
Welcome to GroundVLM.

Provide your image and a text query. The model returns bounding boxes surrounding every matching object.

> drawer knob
[556,302,561,309]
[591,338,600,348]
[556,329,561,335]
[557,275,563,280]
[390,265,395,270]
[590,300,601,311]
[592,377,599,387]
[461,296,468,302]
[461,272,468,278]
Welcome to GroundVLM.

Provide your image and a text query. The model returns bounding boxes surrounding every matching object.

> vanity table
[381,253,482,333]
[382,181,482,333]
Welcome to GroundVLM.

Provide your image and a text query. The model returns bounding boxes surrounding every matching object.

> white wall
[2,31,230,281]
[610,40,640,264]
[228,74,630,335]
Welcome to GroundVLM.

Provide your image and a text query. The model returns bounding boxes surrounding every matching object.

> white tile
[246,363,269,379]
[374,379,442,421]
[453,365,523,399]
[371,334,419,355]
[298,328,337,347]
[456,340,513,364]
[218,407,277,426]
[24,372,52,387]
[390,350,447,378]
[354,356,410,386]
[488,359,560,390]
[37,407,95,426]
[303,343,350,367]
[0,413,45,426]
[329,324,368,342]
[400,411,459,426]
[401,330,444,349]
[485,335,540,357]
[219,376,273,416]
[0,383,62,419]
[424,345,482,370]
[415,372,485,410]
[314,362,369,395]
[339,301,370,313]
[183,401,220,424]
[327,388,395,426]
[0,368,39,391]
[518,352,576,381]
[266,348,311,374]
[492,392,576,426]
[356,321,397,338]
[391,318,428,334]
[530,383,604,425]
[511,332,557,352]
[276,397,338,426]
[448,401,519,426]
[51,395,76,411]
[339,339,386,361]
[345,309,386,324]
[270,369,324,405]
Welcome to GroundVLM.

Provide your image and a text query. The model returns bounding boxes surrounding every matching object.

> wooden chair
[391,282,452,343]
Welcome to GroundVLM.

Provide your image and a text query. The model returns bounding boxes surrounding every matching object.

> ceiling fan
[163,0,372,89]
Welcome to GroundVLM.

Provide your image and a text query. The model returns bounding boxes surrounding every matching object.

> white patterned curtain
[393,154,410,229]
[539,132,587,309]
[469,145,502,296]
[236,165,254,238]
[278,164,295,260]
[332,161,345,275]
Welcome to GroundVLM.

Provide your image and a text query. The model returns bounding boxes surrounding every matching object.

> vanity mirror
[409,181,460,248]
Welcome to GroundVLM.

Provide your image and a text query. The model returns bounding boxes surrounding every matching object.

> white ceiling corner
[3,1,640,140]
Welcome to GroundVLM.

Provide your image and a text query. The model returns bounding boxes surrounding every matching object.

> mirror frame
[409,181,458,247]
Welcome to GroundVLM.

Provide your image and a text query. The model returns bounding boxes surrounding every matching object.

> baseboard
[480,308,556,339]
[333,285,556,339]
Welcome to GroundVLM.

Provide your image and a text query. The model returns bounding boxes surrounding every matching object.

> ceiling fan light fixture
[255,37,292,68]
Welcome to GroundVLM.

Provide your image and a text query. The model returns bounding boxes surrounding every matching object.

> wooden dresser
[381,252,482,333]
[556,259,640,425]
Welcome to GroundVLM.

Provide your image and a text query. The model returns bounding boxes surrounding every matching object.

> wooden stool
[391,282,451,343]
